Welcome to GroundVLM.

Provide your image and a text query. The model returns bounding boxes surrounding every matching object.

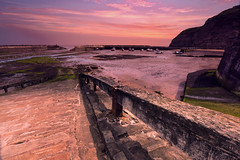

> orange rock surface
[0,80,97,160]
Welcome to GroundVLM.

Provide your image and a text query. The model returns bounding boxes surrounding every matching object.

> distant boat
[111,47,116,51]
[147,48,153,52]
[121,48,124,51]
[156,49,163,54]
[173,51,183,54]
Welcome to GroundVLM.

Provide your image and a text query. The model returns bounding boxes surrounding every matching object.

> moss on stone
[47,74,76,82]
[46,67,76,83]
[183,97,240,118]
[184,87,238,100]
[8,68,34,74]
[17,57,59,64]
[0,52,9,55]
[205,69,216,77]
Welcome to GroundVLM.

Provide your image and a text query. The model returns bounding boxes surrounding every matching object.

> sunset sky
[0,0,239,46]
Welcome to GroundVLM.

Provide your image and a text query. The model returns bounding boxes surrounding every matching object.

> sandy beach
[62,49,222,100]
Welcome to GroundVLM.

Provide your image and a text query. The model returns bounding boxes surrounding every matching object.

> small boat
[173,51,183,54]
[147,48,153,52]
[111,47,116,51]
[156,49,163,54]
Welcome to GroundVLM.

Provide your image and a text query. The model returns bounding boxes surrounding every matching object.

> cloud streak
[2,10,179,39]
[126,0,156,7]
[1,5,213,41]
[0,0,239,45]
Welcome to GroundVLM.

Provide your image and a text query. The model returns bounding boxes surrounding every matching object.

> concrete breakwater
[0,76,52,94]
[79,73,240,159]
[0,45,65,52]
[71,45,176,51]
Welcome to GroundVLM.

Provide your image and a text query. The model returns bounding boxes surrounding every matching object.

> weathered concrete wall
[79,74,240,159]
[117,89,240,159]
[217,40,240,96]
[0,77,52,94]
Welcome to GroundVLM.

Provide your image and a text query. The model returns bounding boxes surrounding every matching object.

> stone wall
[217,40,240,96]
[79,74,240,159]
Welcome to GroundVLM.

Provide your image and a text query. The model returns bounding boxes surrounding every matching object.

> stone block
[113,152,127,160]
[102,130,115,143]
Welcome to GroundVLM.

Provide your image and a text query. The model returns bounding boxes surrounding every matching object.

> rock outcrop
[217,40,240,96]
[169,5,240,49]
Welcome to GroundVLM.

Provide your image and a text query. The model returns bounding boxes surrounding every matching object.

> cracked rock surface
[0,80,98,160]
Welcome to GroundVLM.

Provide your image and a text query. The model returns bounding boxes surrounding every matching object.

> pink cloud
[158,7,205,13]
[214,0,239,2]
[2,10,179,39]
[1,5,212,41]
[94,0,101,4]
[106,3,133,12]
[126,0,156,7]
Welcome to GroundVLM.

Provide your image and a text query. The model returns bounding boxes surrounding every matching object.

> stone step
[81,83,191,160]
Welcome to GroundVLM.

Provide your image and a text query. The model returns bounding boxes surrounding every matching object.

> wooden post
[93,83,97,91]
[3,87,7,93]
[112,88,123,117]
[86,78,89,84]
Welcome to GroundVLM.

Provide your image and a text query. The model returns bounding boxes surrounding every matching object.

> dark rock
[217,39,240,96]
[169,5,240,49]
[47,44,65,50]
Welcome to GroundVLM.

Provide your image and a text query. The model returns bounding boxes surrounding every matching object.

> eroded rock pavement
[0,80,99,160]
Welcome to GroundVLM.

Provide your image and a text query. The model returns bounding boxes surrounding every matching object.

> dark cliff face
[169,5,240,49]
[217,40,240,95]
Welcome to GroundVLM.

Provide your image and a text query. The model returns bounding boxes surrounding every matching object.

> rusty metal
[85,78,89,84]
[112,88,123,117]
[93,83,97,91]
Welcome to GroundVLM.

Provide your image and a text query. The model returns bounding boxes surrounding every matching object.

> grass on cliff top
[17,57,59,64]
[183,97,240,118]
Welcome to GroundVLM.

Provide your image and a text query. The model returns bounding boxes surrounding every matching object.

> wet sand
[63,50,221,100]
[0,49,222,100]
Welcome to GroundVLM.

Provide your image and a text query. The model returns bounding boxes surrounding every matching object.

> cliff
[169,5,240,49]
[217,40,240,96]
